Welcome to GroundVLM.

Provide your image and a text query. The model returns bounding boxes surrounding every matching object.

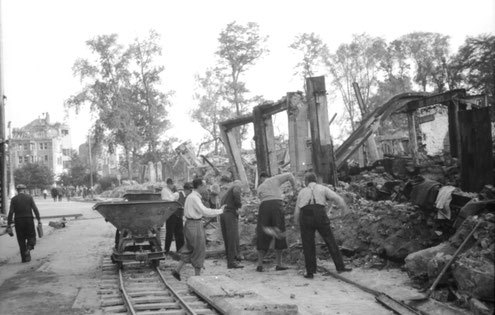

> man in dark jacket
[220,180,244,269]
[164,182,192,253]
[7,184,41,263]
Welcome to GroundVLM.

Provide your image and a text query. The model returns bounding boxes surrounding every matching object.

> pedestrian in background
[220,180,244,269]
[7,184,42,263]
[256,172,296,272]
[294,172,352,278]
[172,178,224,281]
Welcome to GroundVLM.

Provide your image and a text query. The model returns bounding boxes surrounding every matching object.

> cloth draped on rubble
[410,178,441,208]
[435,185,457,220]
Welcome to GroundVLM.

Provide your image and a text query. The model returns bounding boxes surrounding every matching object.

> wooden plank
[406,89,466,112]
[376,293,422,315]
[407,112,418,166]
[448,100,459,158]
[41,213,82,220]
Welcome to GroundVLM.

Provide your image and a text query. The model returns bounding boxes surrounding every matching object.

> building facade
[11,113,72,176]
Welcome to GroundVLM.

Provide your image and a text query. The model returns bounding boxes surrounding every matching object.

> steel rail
[154,266,198,315]
[118,268,137,315]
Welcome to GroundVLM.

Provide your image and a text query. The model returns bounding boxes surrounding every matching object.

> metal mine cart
[93,200,180,268]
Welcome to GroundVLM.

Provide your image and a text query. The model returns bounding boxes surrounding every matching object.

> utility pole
[0,0,7,214]
[88,135,94,199]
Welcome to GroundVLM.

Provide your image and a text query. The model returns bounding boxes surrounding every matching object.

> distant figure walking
[7,184,41,263]
[42,189,48,200]
[50,187,58,202]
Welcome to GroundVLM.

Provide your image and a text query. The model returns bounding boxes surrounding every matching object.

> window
[23,143,28,150]
[45,155,48,161]
[18,156,23,164]
[44,143,49,150]
[24,156,29,163]
[39,143,43,150]
[30,143,35,151]
[62,129,69,136]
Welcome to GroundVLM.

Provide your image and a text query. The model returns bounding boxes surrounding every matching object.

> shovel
[409,220,482,301]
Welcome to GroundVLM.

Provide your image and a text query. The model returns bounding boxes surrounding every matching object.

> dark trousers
[165,215,184,252]
[14,218,36,261]
[300,205,345,274]
[220,212,239,265]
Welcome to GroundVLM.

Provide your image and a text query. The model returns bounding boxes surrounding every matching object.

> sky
[1,0,494,150]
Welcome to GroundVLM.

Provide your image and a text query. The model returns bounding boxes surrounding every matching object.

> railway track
[98,257,220,315]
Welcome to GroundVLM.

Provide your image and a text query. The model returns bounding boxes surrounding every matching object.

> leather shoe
[227,263,244,269]
[304,273,314,279]
[275,265,289,271]
[25,250,31,262]
[256,266,263,272]
[171,270,181,281]
[337,267,352,273]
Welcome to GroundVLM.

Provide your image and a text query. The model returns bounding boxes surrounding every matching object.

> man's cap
[16,184,27,189]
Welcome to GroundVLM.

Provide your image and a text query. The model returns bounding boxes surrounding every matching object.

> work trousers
[299,204,345,274]
[179,220,206,268]
[164,215,185,252]
[220,212,239,265]
[14,218,36,261]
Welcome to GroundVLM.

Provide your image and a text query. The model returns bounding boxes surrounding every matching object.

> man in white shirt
[294,172,352,278]
[172,178,224,281]
[161,178,179,201]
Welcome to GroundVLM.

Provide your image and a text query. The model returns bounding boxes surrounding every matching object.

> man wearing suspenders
[294,172,352,278]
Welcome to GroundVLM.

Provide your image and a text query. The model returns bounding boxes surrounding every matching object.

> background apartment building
[11,112,72,177]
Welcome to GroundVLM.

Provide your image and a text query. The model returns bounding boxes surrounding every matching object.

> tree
[325,33,387,131]
[289,32,329,87]
[448,34,495,96]
[191,68,231,155]
[400,32,451,92]
[216,21,269,143]
[14,163,54,190]
[129,30,173,160]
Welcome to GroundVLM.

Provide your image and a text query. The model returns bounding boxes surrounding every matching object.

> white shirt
[184,190,223,219]
[161,186,179,201]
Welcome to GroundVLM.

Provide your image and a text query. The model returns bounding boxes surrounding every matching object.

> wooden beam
[287,92,309,176]
[258,98,288,117]
[406,89,466,112]
[407,112,419,165]
[219,126,248,187]
[459,107,493,192]
[306,76,336,185]
[264,116,278,175]
[220,114,253,131]
[253,106,270,176]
